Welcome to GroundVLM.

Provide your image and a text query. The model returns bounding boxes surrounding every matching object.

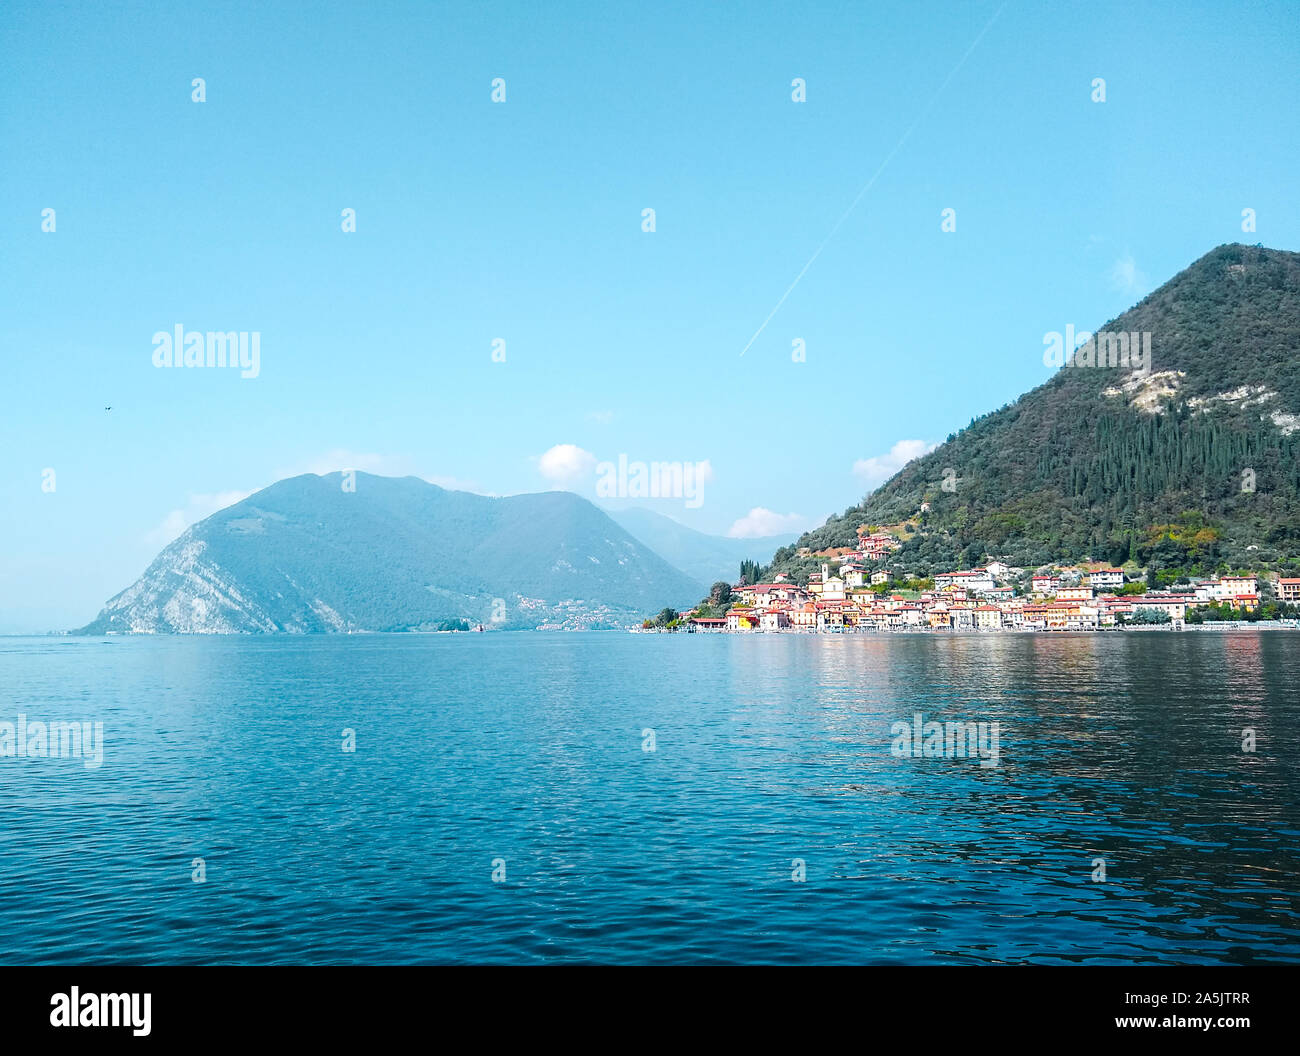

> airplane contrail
[740,2,1010,356]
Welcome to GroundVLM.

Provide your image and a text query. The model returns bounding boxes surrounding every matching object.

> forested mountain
[768,244,1300,583]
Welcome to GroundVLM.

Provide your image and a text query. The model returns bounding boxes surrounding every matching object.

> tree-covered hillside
[768,244,1300,583]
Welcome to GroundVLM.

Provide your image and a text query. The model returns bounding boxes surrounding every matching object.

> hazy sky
[2,0,1298,631]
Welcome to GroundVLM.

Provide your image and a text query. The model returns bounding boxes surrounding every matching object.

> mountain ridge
[607,506,797,587]
[78,473,706,633]
[767,243,1300,584]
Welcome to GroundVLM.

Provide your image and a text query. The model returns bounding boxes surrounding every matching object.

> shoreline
[5,620,1299,640]
[640,620,1300,636]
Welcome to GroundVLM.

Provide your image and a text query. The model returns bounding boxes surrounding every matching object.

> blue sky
[2,0,1298,631]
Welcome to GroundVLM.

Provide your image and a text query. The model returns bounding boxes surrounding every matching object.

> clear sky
[2,0,1298,632]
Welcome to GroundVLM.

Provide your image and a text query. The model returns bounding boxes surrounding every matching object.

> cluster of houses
[687,541,1298,633]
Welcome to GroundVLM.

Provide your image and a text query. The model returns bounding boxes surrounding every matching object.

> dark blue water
[1,631,1297,964]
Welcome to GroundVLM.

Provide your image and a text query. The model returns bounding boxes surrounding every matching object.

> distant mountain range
[769,243,1300,583]
[78,474,706,633]
[606,507,796,587]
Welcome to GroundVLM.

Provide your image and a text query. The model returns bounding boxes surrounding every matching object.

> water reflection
[0,630,1295,964]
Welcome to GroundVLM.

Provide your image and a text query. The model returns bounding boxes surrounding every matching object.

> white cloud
[1109,252,1149,297]
[586,410,615,425]
[536,443,598,485]
[851,439,937,489]
[727,507,807,539]
[146,489,252,546]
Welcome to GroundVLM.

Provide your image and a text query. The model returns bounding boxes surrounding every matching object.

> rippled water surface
[1,631,1297,964]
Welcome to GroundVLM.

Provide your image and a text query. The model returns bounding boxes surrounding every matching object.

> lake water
[1,631,1297,964]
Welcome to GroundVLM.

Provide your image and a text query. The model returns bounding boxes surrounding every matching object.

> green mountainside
[768,244,1300,584]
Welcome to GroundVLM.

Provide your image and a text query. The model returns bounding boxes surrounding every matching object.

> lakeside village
[642,527,1300,634]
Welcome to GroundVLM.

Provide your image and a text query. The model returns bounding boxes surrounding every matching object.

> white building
[1087,569,1125,590]
[1198,576,1258,602]
[935,569,995,593]
[1031,574,1060,595]
[1130,596,1192,620]
[819,564,846,601]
